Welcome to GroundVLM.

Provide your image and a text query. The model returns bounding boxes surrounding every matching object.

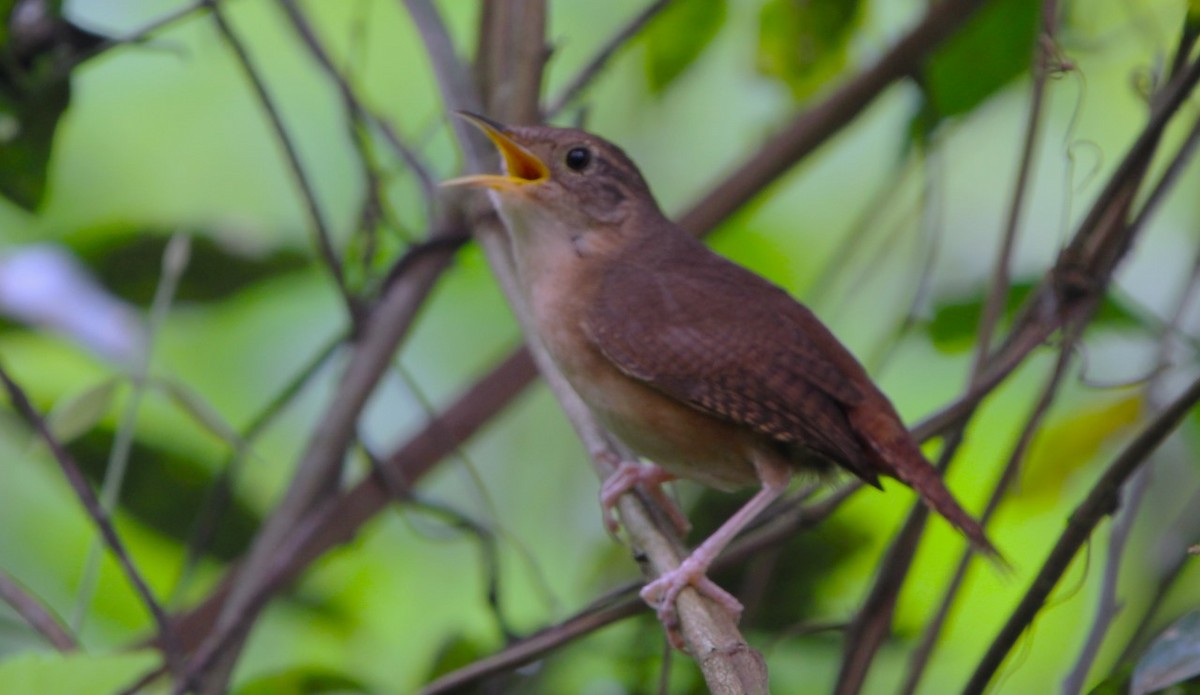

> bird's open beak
[442,111,550,191]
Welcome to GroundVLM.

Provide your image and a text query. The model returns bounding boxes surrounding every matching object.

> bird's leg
[640,464,790,648]
[597,454,689,536]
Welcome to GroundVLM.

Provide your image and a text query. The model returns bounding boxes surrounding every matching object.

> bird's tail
[851,406,1002,561]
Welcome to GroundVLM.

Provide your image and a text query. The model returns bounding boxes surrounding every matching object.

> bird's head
[443,112,660,232]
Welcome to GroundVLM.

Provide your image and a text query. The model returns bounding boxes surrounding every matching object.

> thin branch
[970,0,1061,379]
[421,483,860,694]
[187,213,466,691]
[0,567,77,651]
[205,0,359,325]
[676,0,990,235]
[171,332,344,606]
[165,0,1039,668]
[0,362,181,669]
[420,592,644,695]
[275,0,438,221]
[543,0,672,118]
[834,430,968,695]
[74,234,189,631]
[1112,478,1200,668]
[1060,467,1148,693]
[965,373,1200,693]
[903,322,1083,695]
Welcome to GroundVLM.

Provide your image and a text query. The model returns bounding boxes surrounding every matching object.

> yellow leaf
[1018,394,1142,505]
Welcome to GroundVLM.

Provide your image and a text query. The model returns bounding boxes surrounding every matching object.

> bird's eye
[564,147,592,171]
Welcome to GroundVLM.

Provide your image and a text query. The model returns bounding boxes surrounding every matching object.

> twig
[171,332,344,606]
[1060,467,1147,693]
[74,234,189,631]
[543,0,672,118]
[186,213,465,692]
[166,0,1026,672]
[422,482,860,693]
[0,362,181,669]
[275,0,438,223]
[1112,478,1200,667]
[902,322,1083,695]
[1061,183,1200,691]
[971,0,1061,379]
[675,0,990,235]
[964,373,1200,694]
[205,0,359,325]
[0,567,77,651]
[834,430,967,695]
[420,592,644,695]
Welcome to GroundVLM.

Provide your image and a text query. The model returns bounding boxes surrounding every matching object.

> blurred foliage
[0,0,1198,693]
[81,233,311,305]
[0,649,159,693]
[927,279,1144,352]
[755,0,864,101]
[66,427,260,562]
[913,0,1040,140]
[0,0,105,210]
[1132,611,1200,695]
[642,0,726,93]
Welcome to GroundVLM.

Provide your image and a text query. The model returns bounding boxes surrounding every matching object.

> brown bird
[445,112,998,642]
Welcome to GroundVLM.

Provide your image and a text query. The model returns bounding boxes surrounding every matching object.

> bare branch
[676,0,990,235]
[903,322,1083,694]
[185,213,466,691]
[971,0,1062,379]
[205,0,359,325]
[965,373,1200,693]
[0,362,181,669]
[0,567,78,652]
[543,0,672,118]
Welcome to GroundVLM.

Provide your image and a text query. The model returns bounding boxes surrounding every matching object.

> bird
[444,111,998,645]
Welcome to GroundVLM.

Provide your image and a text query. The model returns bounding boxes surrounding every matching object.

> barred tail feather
[848,405,1003,561]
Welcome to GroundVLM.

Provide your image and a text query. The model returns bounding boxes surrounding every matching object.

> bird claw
[599,459,689,538]
[640,555,744,650]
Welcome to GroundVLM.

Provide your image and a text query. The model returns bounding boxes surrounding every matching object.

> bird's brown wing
[584,237,881,485]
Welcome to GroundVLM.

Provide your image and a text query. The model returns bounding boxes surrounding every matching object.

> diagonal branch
[0,362,180,668]
[543,0,672,118]
[0,567,78,652]
[205,0,358,325]
[182,212,467,692]
[964,373,1200,694]
[676,0,991,235]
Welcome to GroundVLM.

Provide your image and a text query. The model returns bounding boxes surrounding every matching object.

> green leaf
[154,377,245,450]
[0,2,104,210]
[0,80,68,210]
[81,233,310,306]
[755,0,864,100]
[235,667,368,695]
[0,650,158,695]
[1133,611,1200,695]
[918,0,1039,127]
[926,280,1142,352]
[1088,664,1134,695]
[643,0,726,93]
[47,378,121,444]
[66,429,261,561]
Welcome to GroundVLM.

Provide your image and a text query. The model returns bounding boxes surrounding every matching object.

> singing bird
[445,112,998,641]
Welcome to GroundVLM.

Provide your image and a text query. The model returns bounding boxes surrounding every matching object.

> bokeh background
[1,0,1199,692]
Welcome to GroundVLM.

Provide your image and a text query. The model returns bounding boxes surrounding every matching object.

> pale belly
[539,310,760,491]
[515,235,761,491]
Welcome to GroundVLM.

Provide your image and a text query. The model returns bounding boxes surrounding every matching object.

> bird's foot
[640,554,744,650]
[598,458,689,537]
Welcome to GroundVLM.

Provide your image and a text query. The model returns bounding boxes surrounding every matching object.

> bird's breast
[523,268,758,491]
